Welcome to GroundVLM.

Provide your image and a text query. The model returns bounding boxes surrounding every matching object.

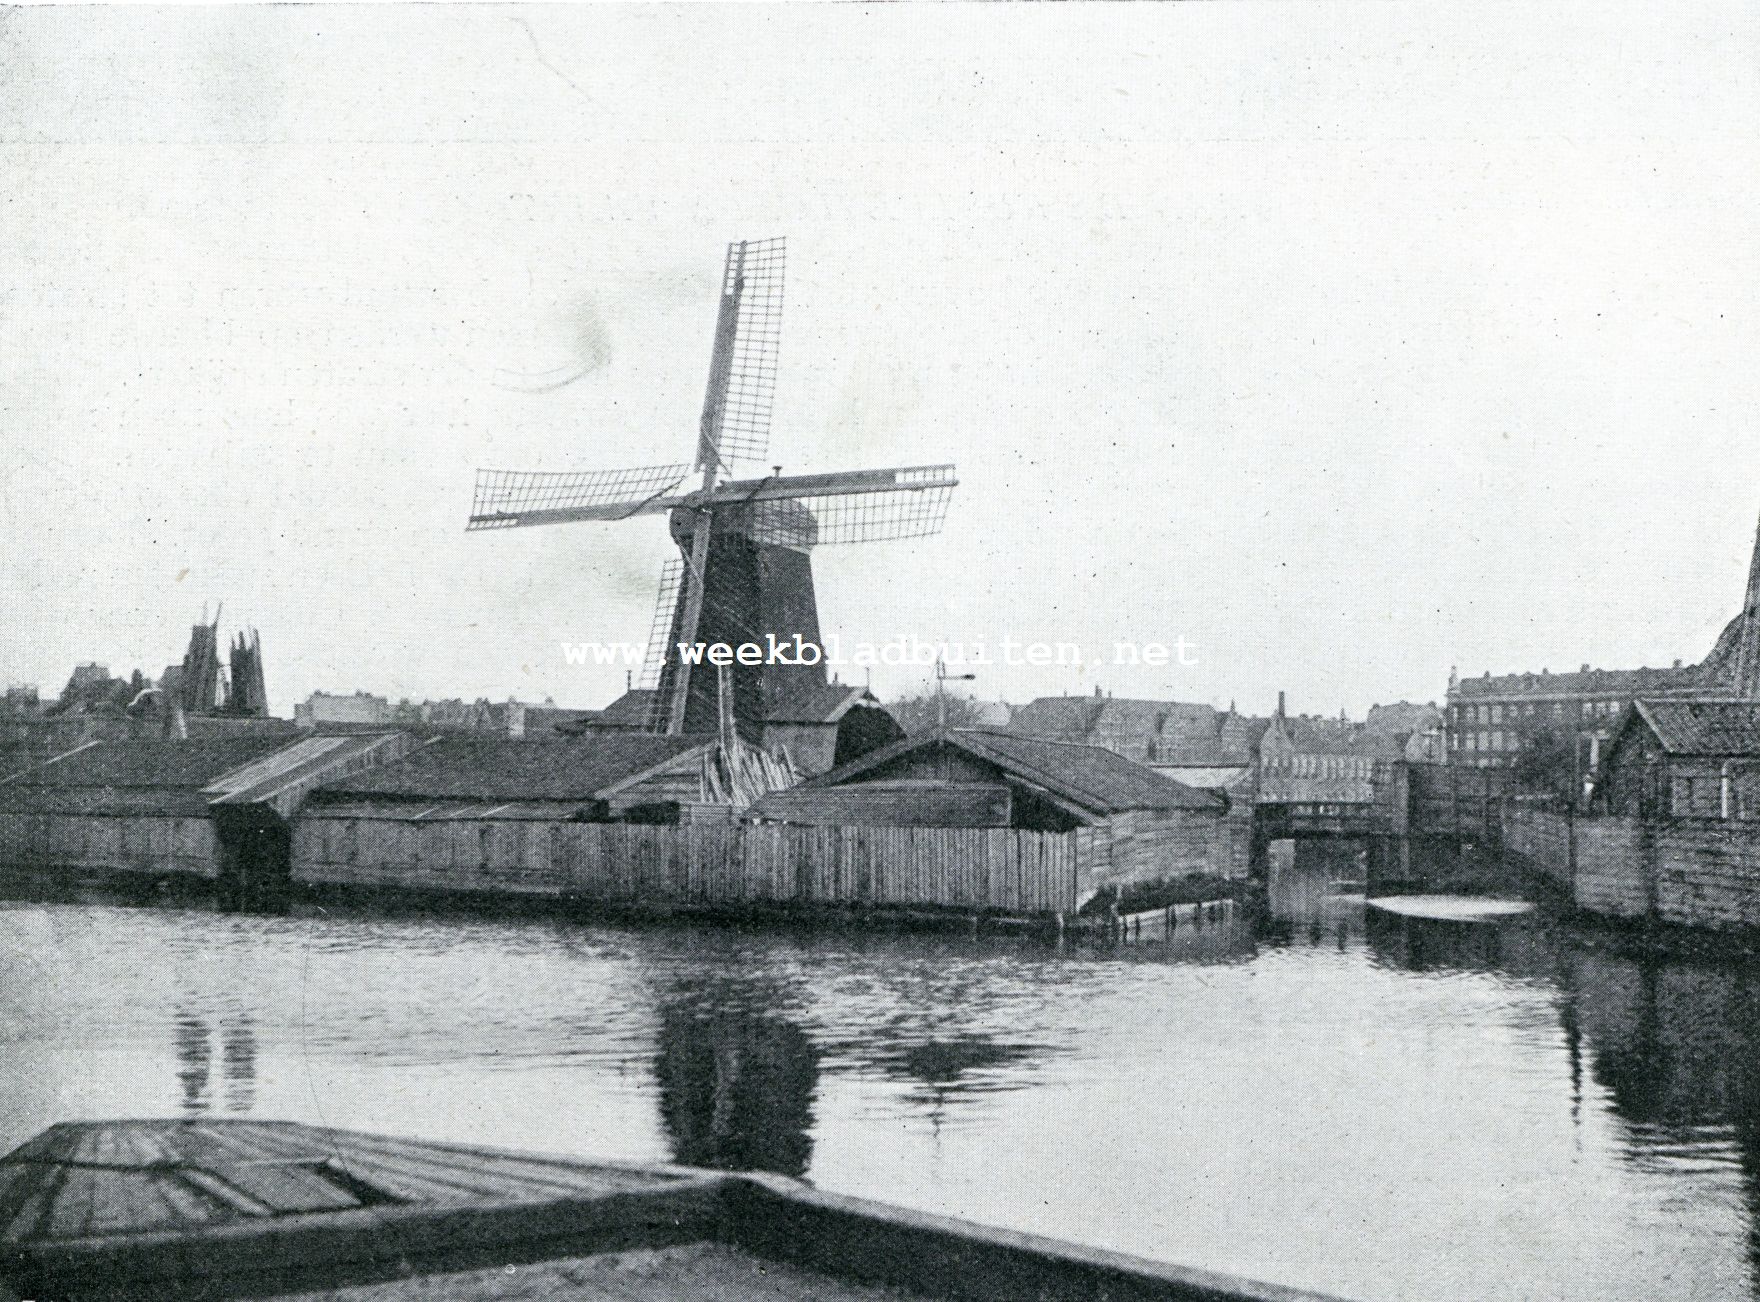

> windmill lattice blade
[744,479,957,547]
[636,558,684,697]
[467,464,691,530]
[701,237,785,471]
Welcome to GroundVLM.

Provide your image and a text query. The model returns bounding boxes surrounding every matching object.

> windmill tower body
[1729,508,1760,698]
[467,237,958,755]
[654,510,830,740]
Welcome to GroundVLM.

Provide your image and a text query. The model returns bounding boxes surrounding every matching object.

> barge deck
[0,1119,1341,1302]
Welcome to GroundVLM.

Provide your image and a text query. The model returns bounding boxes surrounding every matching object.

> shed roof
[2,737,295,790]
[0,785,216,817]
[1630,700,1760,757]
[802,728,1222,817]
[318,735,713,802]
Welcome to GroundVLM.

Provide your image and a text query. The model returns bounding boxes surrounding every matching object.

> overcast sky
[4,3,1759,718]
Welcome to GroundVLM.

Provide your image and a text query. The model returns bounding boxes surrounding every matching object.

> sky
[4,3,1760,718]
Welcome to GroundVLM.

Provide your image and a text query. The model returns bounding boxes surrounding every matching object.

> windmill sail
[741,472,957,547]
[463,237,959,755]
[637,559,684,695]
[467,463,690,531]
[697,238,785,473]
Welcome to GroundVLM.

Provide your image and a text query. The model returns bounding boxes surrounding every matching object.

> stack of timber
[0,1119,1344,1301]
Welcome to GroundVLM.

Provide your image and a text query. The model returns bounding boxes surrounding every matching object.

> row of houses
[1004,689,1441,837]
[293,692,596,738]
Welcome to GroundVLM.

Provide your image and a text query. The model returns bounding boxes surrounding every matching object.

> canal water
[2,870,1756,1301]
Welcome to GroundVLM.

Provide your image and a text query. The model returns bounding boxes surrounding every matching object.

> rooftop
[319,734,712,802]
[805,728,1223,816]
[1631,699,1760,757]
[1453,663,1709,698]
[0,736,297,790]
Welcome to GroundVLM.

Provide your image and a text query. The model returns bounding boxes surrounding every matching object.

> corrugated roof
[1633,700,1760,756]
[319,735,712,802]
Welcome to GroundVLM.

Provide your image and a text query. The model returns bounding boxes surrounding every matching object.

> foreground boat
[0,1119,1340,1301]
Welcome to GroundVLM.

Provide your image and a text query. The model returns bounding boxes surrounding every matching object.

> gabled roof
[1006,696,1105,742]
[801,728,1222,817]
[1364,701,1443,735]
[1627,699,1760,757]
[318,735,713,802]
[1262,716,1403,760]
[596,690,661,726]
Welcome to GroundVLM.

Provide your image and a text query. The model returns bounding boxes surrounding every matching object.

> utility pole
[935,654,977,731]
[935,653,977,783]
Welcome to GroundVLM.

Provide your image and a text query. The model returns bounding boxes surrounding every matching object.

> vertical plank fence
[292,818,1082,916]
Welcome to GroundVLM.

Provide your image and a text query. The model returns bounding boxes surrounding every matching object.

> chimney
[1277,691,1286,719]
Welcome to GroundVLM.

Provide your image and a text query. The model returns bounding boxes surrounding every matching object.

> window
[1491,704,1503,723]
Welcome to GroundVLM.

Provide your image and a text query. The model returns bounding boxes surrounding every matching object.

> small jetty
[0,1119,1341,1301]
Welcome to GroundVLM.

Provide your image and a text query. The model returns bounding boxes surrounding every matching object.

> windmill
[468,238,958,743]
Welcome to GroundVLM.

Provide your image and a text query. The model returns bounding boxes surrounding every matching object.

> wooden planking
[0,811,220,880]
[293,816,1087,916]
[2,1121,700,1248]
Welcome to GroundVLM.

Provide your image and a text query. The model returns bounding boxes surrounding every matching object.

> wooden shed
[0,732,411,891]
[1593,699,1760,819]
[292,735,727,891]
[746,729,1240,895]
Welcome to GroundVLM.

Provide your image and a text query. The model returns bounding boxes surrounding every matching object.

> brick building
[1449,506,1760,777]
[1446,660,1713,771]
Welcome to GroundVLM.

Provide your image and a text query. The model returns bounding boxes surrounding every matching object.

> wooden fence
[292,818,1081,916]
[0,812,218,880]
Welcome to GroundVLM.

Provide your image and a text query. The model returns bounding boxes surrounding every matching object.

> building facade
[1446,661,1712,772]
